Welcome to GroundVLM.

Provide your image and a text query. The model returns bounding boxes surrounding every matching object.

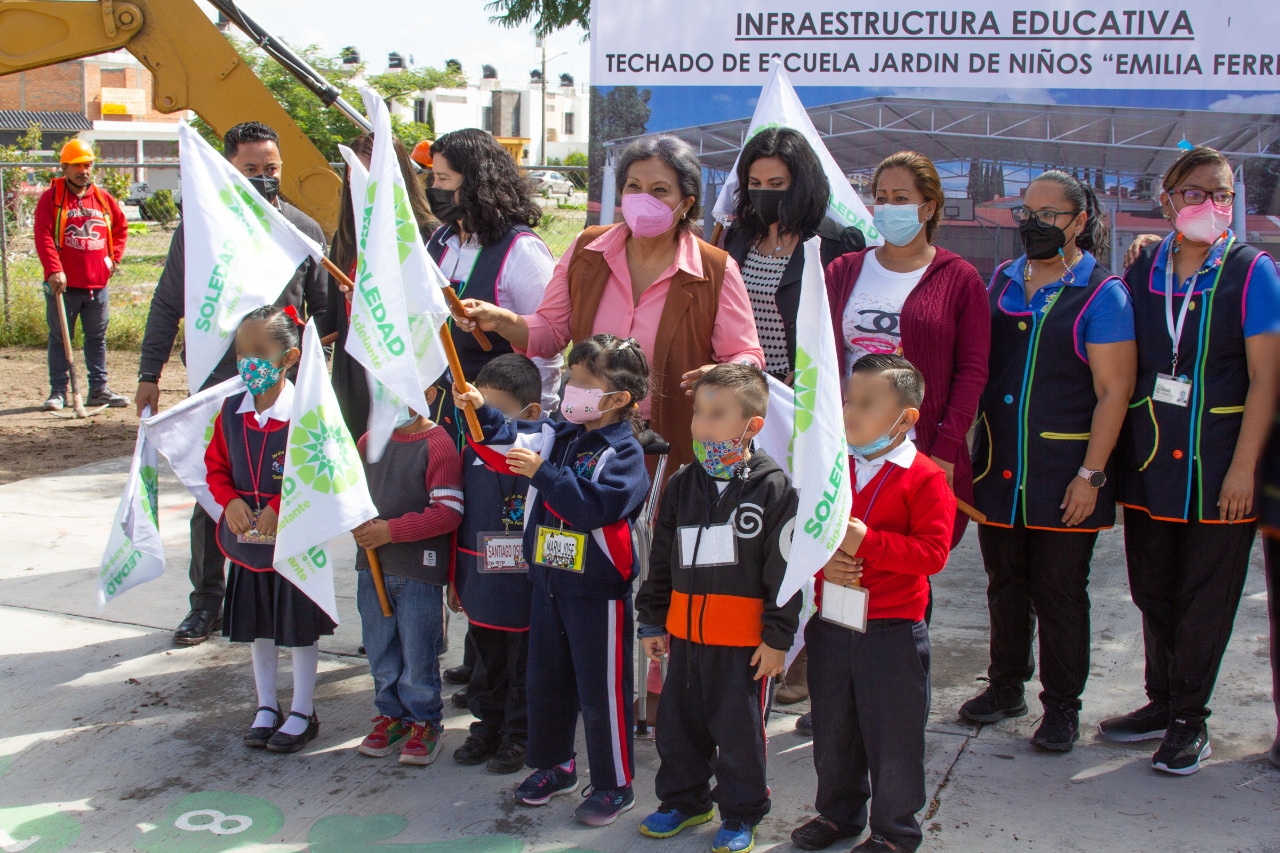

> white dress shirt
[236,380,294,428]
[853,436,918,492]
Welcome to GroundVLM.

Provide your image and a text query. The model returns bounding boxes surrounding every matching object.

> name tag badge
[1153,373,1192,408]
[821,583,869,633]
[479,531,528,574]
[236,510,275,545]
[677,523,738,568]
[534,525,586,573]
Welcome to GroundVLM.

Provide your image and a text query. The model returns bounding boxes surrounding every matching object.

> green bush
[0,281,166,350]
[142,190,179,226]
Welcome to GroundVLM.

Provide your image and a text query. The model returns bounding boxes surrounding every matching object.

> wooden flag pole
[365,548,393,617]
[956,498,987,524]
[442,285,493,352]
[438,321,485,442]
[320,256,355,292]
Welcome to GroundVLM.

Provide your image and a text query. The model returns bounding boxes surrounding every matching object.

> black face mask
[247,174,280,204]
[748,188,786,227]
[1018,218,1067,260]
[427,187,462,224]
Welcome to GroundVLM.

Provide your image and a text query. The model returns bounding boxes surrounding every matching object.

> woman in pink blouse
[455,135,764,473]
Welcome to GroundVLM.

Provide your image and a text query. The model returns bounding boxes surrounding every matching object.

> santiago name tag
[534,525,586,573]
[678,523,738,568]
[1153,373,1192,407]
[821,583,869,633]
[479,531,528,573]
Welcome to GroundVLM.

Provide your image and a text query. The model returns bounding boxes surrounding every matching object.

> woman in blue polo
[961,171,1136,754]
[1100,146,1280,776]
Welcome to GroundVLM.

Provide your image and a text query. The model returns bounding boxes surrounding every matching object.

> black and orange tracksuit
[636,448,799,825]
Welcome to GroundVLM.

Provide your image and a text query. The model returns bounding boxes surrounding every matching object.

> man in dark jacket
[134,121,328,645]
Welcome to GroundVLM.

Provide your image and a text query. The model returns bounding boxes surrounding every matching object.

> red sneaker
[358,716,410,757]
[399,722,442,766]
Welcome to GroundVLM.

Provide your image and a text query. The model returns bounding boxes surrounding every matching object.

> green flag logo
[393,184,418,265]
[288,405,362,494]
[791,347,818,434]
[140,464,159,528]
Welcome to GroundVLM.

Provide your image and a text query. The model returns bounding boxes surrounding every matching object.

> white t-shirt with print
[840,250,928,374]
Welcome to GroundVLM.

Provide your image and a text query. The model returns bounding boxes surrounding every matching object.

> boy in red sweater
[791,354,955,853]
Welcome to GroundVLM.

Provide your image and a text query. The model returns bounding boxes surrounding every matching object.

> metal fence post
[1,169,9,326]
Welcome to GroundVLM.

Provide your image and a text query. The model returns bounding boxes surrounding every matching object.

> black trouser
[467,624,529,745]
[189,503,226,612]
[1123,508,1256,723]
[45,285,109,393]
[807,617,930,853]
[655,639,770,826]
[977,524,1099,710]
[1264,535,1279,728]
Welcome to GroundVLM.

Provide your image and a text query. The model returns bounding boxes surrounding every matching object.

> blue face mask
[850,410,907,457]
[872,203,926,247]
[393,406,416,428]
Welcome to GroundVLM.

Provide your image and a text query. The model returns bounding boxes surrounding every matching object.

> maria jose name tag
[479,532,527,573]
[678,523,738,568]
[1153,373,1192,407]
[821,583,869,633]
[534,525,586,573]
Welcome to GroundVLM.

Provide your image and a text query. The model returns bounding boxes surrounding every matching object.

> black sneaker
[1098,702,1170,743]
[791,816,855,851]
[958,683,1028,724]
[1031,705,1080,752]
[452,733,500,766]
[87,387,128,407]
[486,740,527,774]
[574,785,635,827]
[1151,718,1210,775]
[515,761,579,806]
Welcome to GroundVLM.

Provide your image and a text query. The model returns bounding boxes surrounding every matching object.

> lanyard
[242,418,271,512]
[445,240,483,297]
[860,464,896,523]
[1163,236,1230,376]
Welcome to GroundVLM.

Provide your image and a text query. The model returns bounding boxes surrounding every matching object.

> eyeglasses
[1167,188,1234,207]
[1012,207,1080,227]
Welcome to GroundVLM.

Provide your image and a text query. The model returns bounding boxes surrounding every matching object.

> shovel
[50,291,108,419]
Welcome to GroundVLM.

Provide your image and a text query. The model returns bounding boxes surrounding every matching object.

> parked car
[527,170,574,196]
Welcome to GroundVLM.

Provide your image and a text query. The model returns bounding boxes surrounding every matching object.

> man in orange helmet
[33,138,130,410]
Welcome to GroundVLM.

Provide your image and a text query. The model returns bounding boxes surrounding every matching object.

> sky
[203,0,592,90]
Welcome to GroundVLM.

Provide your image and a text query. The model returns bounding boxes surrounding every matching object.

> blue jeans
[44,284,109,393]
[357,571,444,727]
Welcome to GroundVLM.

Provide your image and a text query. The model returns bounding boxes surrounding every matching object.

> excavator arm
[0,0,343,234]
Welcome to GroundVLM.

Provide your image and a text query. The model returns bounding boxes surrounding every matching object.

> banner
[710,65,879,240]
[178,122,324,394]
[143,375,247,520]
[754,237,852,664]
[273,319,379,622]
[98,420,165,606]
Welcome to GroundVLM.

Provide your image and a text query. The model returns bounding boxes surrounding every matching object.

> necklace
[758,234,793,256]
[1024,249,1083,288]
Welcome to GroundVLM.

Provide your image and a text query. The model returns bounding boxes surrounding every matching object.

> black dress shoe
[792,816,854,851]
[443,665,473,685]
[266,711,320,753]
[451,687,470,709]
[174,609,221,645]
[795,711,813,737]
[244,706,282,748]
[453,733,501,766]
[486,739,527,774]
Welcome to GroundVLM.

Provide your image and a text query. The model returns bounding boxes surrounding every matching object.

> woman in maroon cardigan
[826,151,990,547]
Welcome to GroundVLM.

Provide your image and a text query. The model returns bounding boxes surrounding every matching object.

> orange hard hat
[410,140,433,168]
[60,138,95,164]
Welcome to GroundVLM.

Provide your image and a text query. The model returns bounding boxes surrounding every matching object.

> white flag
[710,65,881,245]
[754,237,853,665]
[273,319,378,622]
[98,420,166,606]
[143,375,247,520]
[344,89,452,460]
[178,122,325,394]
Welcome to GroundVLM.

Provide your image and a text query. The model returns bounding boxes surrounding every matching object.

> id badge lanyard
[1164,236,1231,376]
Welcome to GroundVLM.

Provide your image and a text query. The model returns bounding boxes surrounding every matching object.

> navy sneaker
[639,805,716,838]
[711,820,756,853]
[574,785,635,826]
[1151,718,1211,776]
[514,761,579,806]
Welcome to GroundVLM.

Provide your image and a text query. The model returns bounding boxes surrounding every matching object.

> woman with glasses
[1098,146,1280,775]
[958,171,1136,754]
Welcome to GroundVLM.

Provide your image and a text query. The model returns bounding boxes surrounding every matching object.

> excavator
[0,0,372,235]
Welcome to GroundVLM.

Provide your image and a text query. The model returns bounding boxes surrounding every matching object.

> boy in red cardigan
[791,353,955,853]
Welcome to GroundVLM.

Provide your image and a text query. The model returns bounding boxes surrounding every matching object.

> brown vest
[566,224,728,474]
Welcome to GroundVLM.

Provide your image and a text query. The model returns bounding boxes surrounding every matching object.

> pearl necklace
[1025,250,1083,288]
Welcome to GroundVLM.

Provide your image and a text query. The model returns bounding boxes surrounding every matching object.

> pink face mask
[622,192,678,238]
[1174,198,1232,244]
[560,384,617,424]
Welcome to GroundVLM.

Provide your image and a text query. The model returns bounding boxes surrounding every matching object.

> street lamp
[536,37,569,167]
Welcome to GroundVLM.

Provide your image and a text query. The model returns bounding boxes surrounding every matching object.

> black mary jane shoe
[243,706,282,748]
[266,711,320,753]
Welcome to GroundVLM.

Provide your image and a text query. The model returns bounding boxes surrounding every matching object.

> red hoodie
[34,177,128,290]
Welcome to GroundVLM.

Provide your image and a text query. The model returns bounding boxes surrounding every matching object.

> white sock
[251,639,279,728]
[278,643,319,736]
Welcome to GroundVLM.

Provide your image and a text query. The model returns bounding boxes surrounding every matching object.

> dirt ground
[0,347,189,484]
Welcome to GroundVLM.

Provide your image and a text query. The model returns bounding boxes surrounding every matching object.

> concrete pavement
[0,456,1277,852]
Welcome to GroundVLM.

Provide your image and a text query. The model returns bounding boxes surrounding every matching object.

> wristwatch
[138,373,160,384]
[1077,466,1106,489]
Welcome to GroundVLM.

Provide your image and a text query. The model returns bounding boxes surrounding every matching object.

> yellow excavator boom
[0,0,342,234]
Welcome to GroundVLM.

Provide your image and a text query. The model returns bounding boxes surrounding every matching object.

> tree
[588,86,651,204]
[966,159,980,200]
[365,66,466,108]
[995,163,1006,199]
[1244,138,1280,216]
[486,0,589,36]
[425,100,435,136]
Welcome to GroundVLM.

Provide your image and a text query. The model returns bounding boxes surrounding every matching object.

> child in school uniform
[635,363,801,853]
[353,385,464,766]
[455,333,651,827]
[206,305,334,754]
[791,353,955,853]
[451,354,547,774]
